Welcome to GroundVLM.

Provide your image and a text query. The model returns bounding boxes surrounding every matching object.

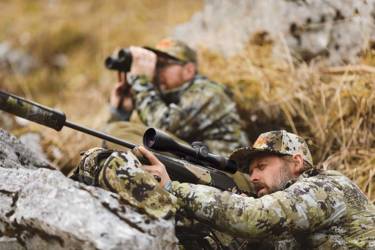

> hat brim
[229,147,287,172]
[143,46,184,62]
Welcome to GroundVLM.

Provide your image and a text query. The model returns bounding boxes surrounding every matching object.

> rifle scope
[143,128,237,174]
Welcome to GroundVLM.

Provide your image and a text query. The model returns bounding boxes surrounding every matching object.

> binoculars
[105,48,183,73]
[105,48,133,72]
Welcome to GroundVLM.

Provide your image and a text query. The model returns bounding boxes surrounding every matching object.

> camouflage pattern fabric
[72,147,248,249]
[72,147,177,219]
[127,74,248,156]
[144,38,197,63]
[168,169,375,249]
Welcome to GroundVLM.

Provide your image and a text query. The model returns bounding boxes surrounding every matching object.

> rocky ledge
[0,129,177,250]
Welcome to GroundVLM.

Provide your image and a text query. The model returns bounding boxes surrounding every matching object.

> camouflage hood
[230,130,313,171]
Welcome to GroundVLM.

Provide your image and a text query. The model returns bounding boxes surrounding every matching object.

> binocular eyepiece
[105,48,133,72]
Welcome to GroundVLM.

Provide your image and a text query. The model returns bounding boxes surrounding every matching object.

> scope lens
[143,128,157,148]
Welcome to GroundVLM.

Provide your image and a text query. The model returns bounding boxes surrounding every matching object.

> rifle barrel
[64,120,136,149]
[0,90,240,191]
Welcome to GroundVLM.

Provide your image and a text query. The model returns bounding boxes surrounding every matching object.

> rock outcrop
[0,129,177,250]
[173,0,375,65]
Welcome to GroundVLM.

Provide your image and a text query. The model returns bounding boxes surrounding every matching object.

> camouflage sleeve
[128,74,168,128]
[128,75,220,136]
[73,147,177,219]
[169,177,347,239]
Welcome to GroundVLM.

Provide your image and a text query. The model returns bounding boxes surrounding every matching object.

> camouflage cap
[144,38,197,63]
[230,130,313,171]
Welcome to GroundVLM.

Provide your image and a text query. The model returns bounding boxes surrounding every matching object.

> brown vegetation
[0,1,374,201]
[200,44,375,201]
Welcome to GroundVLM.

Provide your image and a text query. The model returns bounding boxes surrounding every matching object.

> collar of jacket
[283,167,321,189]
[159,74,202,104]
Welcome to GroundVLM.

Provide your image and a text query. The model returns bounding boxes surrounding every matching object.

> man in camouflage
[71,145,245,249]
[107,38,248,156]
[73,130,374,249]
[156,130,375,249]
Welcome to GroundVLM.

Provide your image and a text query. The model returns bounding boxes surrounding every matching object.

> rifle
[0,90,250,194]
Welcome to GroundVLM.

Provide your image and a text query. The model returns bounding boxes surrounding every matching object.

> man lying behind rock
[72,130,375,249]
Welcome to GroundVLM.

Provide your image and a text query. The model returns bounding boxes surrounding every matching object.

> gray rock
[173,0,375,65]
[0,237,24,250]
[0,129,51,170]
[0,129,178,249]
[19,133,51,167]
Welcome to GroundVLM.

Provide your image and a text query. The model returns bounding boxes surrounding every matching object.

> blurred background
[0,0,374,201]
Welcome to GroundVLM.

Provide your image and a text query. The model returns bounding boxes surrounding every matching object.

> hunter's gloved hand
[129,46,157,81]
[138,146,171,188]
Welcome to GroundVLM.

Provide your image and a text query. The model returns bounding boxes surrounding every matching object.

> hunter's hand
[129,46,157,80]
[138,146,171,188]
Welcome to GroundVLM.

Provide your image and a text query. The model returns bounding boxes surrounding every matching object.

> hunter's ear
[291,154,304,176]
[182,62,196,80]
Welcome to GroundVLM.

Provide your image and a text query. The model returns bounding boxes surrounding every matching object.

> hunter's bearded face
[157,64,186,90]
[248,155,295,197]
[156,60,196,91]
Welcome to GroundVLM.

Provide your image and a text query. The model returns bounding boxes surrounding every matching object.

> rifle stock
[0,90,243,193]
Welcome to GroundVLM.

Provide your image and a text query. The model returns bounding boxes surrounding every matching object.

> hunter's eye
[258,164,266,171]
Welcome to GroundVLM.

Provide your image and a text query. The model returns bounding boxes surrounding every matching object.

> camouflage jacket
[114,74,248,156]
[72,148,177,219]
[168,169,375,249]
[72,147,249,249]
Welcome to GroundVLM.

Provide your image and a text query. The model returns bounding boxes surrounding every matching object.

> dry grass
[0,0,203,173]
[0,1,374,201]
[199,42,375,201]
